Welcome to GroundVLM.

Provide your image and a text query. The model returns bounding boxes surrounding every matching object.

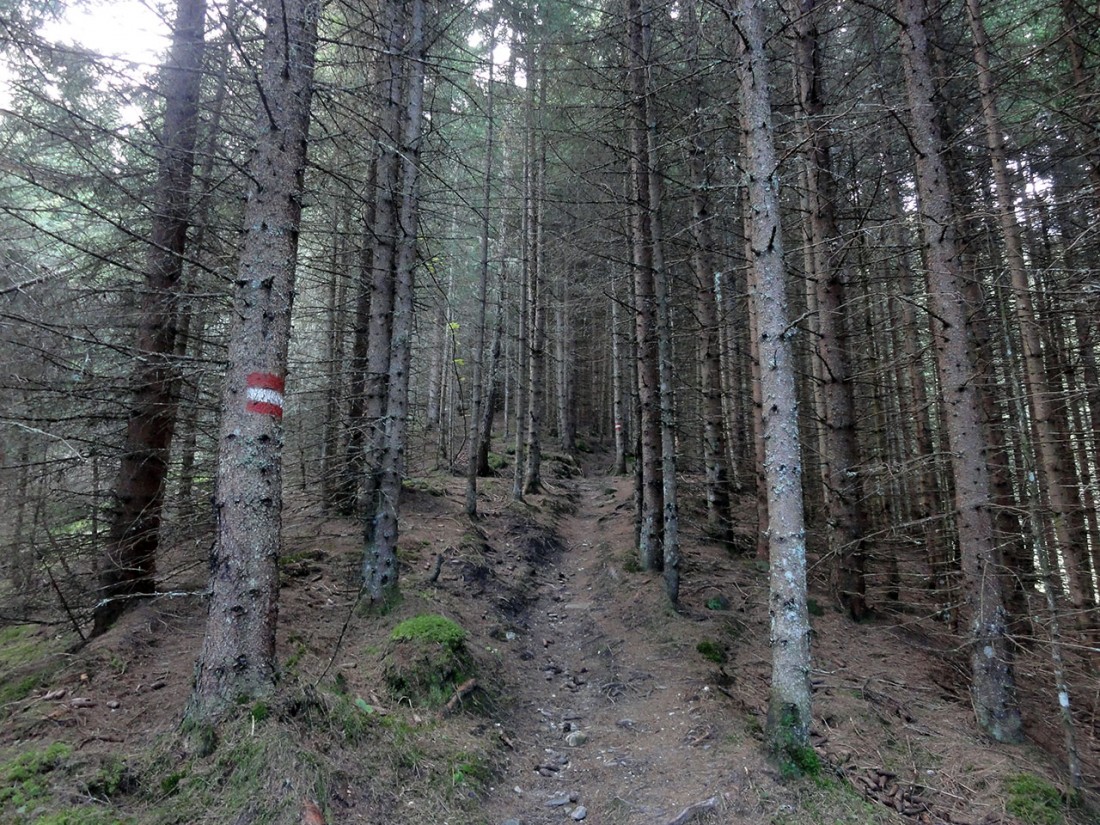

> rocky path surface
[484,471,758,825]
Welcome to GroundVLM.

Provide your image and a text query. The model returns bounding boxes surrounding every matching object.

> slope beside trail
[1,448,1091,825]
[482,466,770,825]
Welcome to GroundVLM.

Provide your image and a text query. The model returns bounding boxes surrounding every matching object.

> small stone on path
[546,792,578,808]
[565,730,588,747]
[571,806,587,821]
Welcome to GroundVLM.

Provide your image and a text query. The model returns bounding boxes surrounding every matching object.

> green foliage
[179,719,217,759]
[778,743,821,780]
[249,702,270,724]
[158,770,186,797]
[283,637,308,673]
[486,452,508,471]
[806,599,825,617]
[384,615,475,708]
[400,477,446,496]
[84,757,133,800]
[768,706,819,780]
[0,672,45,704]
[1005,774,1064,825]
[0,743,72,813]
[0,626,51,671]
[324,691,380,744]
[705,596,731,611]
[696,640,727,664]
[449,752,491,789]
[390,615,467,649]
[0,626,66,713]
[28,809,127,825]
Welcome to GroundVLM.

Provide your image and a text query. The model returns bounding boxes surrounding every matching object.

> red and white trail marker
[245,372,285,418]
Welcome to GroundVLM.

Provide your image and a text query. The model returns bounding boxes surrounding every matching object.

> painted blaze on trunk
[185,0,319,725]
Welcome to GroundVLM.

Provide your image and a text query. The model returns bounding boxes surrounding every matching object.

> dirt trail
[483,468,763,825]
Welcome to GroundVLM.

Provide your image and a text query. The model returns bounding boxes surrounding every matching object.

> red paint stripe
[246,372,285,393]
[246,400,284,419]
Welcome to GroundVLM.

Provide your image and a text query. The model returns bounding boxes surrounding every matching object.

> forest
[0,0,1098,822]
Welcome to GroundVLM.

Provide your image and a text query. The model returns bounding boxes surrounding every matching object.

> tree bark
[685,0,732,545]
[466,27,496,518]
[736,0,812,761]
[966,0,1095,627]
[627,0,663,571]
[610,274,628,476]
[361,0,428,604]
[898,0,1022,742]
[185,0,318,723]
[790,0,868,620]
[92,0,207,636]
[523,60,547,496]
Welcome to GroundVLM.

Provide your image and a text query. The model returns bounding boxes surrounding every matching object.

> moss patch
[1005,774,1064,825]
[0,626,67,714]
[1,743,72,807]
[384,615,475,708]
[696,639,727,664]
[767,703,819,780]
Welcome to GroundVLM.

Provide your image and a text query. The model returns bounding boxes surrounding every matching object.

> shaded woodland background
[1,0,1099,813]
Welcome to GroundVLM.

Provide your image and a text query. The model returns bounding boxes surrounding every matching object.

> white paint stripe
[247,386,284,408]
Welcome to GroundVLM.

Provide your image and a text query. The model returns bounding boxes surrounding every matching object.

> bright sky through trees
[1,0,168,109]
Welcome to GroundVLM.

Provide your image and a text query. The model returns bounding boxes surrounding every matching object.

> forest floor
[0,446,1095,825]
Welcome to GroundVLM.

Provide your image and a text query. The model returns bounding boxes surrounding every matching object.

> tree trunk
[360,0,406,524]
[627,0,663,571]
[477,274,505,475]
[685,0,732,545]
[466,26,496,518]
[185,0,318,724]
[92,0,207,636]
[897,0,1022,743]
[361,0,428,604]
[610,274,628,475]
[320,204,349,510]
[736,0,812,763]
[790,0,868,620]
[967,0,1094,627]
[523,61,547,496]
[556,273,577,456]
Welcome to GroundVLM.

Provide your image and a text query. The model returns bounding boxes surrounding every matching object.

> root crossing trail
[484,469,756,825]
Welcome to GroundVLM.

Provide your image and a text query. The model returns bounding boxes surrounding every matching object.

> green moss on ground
[384,615,476,708]
[1005,774,1065,825]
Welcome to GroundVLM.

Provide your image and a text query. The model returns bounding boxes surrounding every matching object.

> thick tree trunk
[360,0,407,524]
[737,0,812,762]
[185,0,318,724]
[362,0,428,604]
[898,0,1022,743]
[92,0,207,636]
